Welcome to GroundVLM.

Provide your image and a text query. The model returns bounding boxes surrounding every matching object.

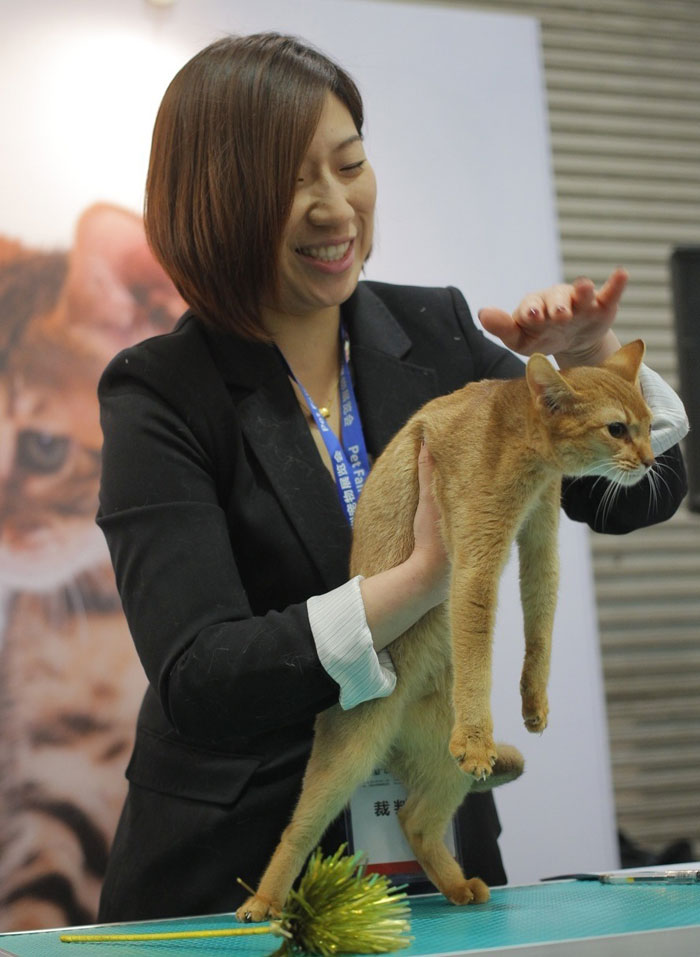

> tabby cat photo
[0,205,183,931]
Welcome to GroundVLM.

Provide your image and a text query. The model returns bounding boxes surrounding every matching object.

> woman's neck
[265,304,342,396]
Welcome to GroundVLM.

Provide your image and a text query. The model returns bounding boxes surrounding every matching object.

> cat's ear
[0,237,28,265]
[49,202,184,360]
[601,339,645,384]
[526,353,577,413]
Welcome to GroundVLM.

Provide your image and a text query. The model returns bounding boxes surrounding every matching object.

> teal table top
[1,881,699,956]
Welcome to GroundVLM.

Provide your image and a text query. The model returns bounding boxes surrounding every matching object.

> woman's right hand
[359,440,450,653]
[410,441,450,604]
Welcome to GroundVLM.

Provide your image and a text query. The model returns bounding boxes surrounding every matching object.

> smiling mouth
[296,239,352,262]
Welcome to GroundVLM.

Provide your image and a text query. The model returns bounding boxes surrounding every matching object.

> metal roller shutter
[404,0,700,855]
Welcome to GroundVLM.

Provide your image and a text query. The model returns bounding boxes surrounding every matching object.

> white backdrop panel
[0,0,618,884]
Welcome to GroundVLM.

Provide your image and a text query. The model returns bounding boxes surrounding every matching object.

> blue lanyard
[279,328,371,526]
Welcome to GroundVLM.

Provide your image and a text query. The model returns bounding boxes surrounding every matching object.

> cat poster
[0,204,184,930]
[0,0,618,932]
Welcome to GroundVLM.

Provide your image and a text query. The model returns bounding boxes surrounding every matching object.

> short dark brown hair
[144,33,364,341]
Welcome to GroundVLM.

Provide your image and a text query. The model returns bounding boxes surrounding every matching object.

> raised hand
[478,268,628,368]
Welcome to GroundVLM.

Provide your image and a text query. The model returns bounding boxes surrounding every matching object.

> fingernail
[528,307,541,318]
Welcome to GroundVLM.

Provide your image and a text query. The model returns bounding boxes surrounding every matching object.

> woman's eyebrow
[334,133,364,150]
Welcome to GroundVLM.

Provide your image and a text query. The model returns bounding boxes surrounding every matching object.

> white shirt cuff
[307,576,396,710]
[638,364,689,456]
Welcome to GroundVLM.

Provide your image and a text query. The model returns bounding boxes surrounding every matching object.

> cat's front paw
[449,728,497,779]
[521,690,549,733]
[235,895,281,923]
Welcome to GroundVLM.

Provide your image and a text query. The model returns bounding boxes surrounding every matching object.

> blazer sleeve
[447,286,688,533]
[97,343,338,746]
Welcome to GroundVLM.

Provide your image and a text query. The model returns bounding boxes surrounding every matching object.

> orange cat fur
[238,340,654,920]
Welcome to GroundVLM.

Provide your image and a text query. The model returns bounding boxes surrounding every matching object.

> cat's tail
[469,743,524,792]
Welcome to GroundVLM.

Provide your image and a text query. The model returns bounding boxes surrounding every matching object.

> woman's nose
[307,178,354,226]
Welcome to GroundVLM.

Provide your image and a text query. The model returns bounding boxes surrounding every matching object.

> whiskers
[592,465,629,528]
[569,452,683,528]
[644,455,683,521]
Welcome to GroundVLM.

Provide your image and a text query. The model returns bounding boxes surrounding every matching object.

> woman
[96,33,687,922]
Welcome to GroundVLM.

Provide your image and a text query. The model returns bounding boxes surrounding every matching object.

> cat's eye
[18,430,70,474]
[607,422,628,439]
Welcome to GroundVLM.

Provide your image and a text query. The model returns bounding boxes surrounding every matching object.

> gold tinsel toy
[60,844,413,955]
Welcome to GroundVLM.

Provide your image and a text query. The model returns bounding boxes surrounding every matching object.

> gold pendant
[318,407,331,419]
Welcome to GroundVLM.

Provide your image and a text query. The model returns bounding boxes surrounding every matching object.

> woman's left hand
[478,267,628,368]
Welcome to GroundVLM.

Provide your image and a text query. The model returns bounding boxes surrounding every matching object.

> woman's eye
[608,422,628,438]
[341,160,365,173]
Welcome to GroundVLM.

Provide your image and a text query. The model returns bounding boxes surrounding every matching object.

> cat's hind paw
[521,692,549,733]
[235,894,281,923]
[449,729,497,780]
[445,877,490,906]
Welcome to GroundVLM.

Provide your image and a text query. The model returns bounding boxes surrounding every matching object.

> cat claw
[235,896,278,923]
[470,743,525,793]
[449,731,497,779]
[523,714,548,733]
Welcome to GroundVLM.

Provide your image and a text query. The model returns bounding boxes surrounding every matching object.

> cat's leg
[390,695,489,905]
[446,539,512,779]
[235,699,402,923]
[516,480,560,734]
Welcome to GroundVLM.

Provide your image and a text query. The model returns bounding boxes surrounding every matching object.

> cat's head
[0,319,107,590]
[0,205,184,591]
[526,339,654,486]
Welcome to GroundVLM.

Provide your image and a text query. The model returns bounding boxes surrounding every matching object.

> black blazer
[96,281,686,922]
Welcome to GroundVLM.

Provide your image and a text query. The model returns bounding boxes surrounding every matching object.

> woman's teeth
[297,240,351,262]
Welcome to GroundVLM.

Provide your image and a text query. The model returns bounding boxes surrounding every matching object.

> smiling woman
[262,92,377,437]
[272,95,376,323]
[144,34,366,344]
[263,93,375,317]
[94,30,688,926]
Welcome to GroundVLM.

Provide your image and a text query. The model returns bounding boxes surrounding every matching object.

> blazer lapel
[199,321,351,590]
[343,284,440,456]
[237,383,352,590]
[195,282,441,589]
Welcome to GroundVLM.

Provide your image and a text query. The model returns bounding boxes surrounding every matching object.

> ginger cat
[238,340,654,919]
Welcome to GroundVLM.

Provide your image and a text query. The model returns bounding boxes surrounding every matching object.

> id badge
[344,768,460,892]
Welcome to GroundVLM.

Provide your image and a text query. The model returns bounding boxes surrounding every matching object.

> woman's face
[269,92,377,322]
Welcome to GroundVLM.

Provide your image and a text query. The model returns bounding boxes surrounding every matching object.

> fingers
[417,440,435,496]
[415,440,440,532]
[596,267,628,311]
[514,270,626,324]
[413,441,438,547]
[571,276,596,311]
[519,284,581,324]
[478,266,629,359]
[413,440,449,595]
[477,307,523,351]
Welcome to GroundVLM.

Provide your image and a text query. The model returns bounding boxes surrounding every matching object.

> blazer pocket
[126,730,261,806]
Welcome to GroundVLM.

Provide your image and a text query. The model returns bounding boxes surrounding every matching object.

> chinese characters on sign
[347,768,457,881]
